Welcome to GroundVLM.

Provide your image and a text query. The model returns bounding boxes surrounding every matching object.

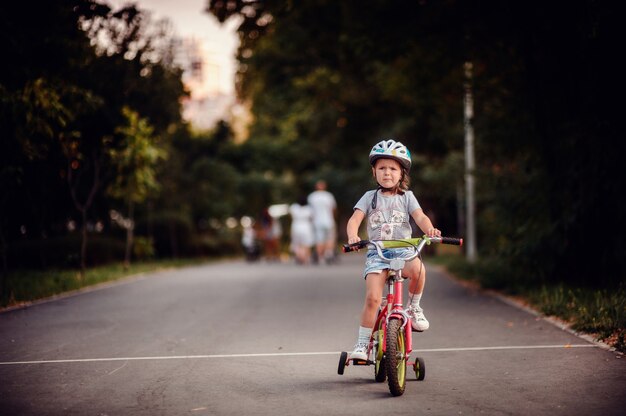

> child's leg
[404,258,430,331]
[360,271,387,328]
[351,271,386,359]
[405,257,426,299]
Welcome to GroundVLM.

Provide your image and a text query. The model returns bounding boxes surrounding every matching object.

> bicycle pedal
[351,359,371,366]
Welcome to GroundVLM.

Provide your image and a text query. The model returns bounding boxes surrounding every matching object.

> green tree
[0,0,190,294]
[108,107,166,267]
[1,0,109,278]
[207,0,623,288]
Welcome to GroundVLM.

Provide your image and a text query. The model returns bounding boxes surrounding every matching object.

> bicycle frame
[366,237,449,363]
[369,245,420,365]
[339,236,464,395]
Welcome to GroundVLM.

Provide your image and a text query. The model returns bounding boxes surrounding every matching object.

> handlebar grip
[342,240,369,253]
[441,237,463,246]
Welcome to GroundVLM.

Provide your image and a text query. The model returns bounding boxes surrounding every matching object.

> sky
[108,0,239,95]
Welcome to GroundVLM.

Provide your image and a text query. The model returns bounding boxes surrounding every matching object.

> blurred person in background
[260,208,282,262]
[240,216,260,262]
[307,180,337,264]
[289,195,315,264]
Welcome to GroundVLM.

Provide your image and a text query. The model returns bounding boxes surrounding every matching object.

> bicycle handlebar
[440,236,463,246]
[342,240,369,253]
[342,236,463,253]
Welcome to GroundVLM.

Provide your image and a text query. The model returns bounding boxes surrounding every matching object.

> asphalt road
[1,255,624,415]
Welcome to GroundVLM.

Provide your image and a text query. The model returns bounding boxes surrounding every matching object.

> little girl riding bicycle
[346,139,441,360]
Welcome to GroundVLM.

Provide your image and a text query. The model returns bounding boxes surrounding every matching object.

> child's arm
[346,209,366,244]
[411,208,441,237]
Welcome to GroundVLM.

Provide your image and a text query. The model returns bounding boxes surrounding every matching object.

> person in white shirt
[289,196,315,264]
[307,180,337,264]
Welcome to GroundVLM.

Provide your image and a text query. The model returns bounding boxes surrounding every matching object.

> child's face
[372,158,403,189]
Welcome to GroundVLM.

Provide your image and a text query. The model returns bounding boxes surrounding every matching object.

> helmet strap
[371,185,397,209]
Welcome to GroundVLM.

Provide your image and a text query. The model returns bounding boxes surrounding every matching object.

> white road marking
[0,344,596,366]
[414,344,596,352]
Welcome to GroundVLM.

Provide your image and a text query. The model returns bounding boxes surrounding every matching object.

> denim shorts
[363,248,414,279]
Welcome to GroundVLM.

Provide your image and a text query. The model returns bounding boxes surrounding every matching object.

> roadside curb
[489,290,621,356]
[429,263,623,357]
[0,258,235,314]
[0,270,158,314]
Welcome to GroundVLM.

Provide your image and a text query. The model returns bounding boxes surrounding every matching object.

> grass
[0,258,209,309]
[527,285,626,350]
[431,253,626,353]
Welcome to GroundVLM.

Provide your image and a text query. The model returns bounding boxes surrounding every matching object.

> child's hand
[427,227,442,237]
[347,236,362,251]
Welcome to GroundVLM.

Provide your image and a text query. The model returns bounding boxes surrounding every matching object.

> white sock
[408,292,423,310]
[357,326,372,344]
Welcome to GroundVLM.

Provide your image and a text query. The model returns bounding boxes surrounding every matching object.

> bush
[136,211,195,258]
[7,235,126,269]
[133,236,155,260]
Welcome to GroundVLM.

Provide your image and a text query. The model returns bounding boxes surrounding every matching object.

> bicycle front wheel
[385,318,407,396]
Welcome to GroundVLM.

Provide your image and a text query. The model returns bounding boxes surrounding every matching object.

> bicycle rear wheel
[385,318,407,396]
[373,319,386,382]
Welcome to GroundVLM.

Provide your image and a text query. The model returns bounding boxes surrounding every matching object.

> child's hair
[399,169,410,191]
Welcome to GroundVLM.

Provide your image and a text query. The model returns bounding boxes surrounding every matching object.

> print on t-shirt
[368,209,408,240]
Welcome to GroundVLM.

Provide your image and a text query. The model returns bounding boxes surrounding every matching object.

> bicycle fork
[381,271,412,357]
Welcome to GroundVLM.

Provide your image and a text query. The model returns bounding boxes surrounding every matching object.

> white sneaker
[349,342,368,361]
[407,306,429,331]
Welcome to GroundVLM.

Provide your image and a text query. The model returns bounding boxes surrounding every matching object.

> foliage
[1,0,623,303]
[108,106,166,266]
[108,107,166,204]
[0,1,186,283]
[6,234,126,270]
[207,0,623,288]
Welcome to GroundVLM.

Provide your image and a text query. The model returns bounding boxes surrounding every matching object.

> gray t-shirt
[354,190,421,240]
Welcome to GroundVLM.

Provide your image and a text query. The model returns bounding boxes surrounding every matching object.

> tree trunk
[67,155,100,282]
[67,150,101,282]
[124,200,135,269]
[80,208,88,280]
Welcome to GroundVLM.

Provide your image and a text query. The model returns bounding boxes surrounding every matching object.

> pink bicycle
[338,236,463,396]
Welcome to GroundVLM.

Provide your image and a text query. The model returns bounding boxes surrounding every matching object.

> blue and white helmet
[369,139,412,171]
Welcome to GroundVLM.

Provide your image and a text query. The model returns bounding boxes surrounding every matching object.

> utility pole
[464,61,477,262]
